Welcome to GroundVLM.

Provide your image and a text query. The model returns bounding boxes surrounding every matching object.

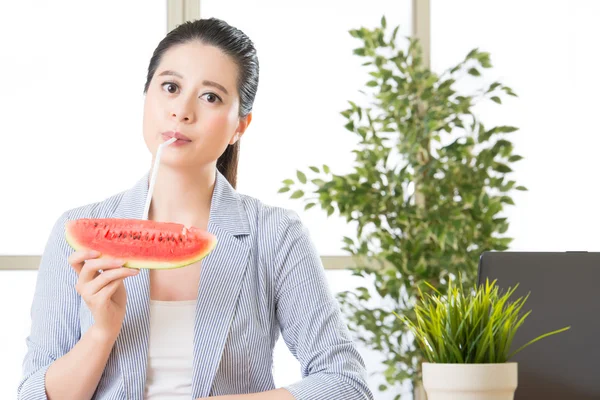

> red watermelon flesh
[65,218,217,269]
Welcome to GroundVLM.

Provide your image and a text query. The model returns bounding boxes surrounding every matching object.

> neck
[147,164,215,229]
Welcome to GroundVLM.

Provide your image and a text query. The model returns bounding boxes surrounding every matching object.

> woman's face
[142,40,250,170]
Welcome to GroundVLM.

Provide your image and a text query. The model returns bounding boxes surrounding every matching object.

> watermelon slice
[65,218,217,269]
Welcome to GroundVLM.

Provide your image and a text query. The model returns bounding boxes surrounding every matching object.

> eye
[201,92,222,104]
[161,82,179,94]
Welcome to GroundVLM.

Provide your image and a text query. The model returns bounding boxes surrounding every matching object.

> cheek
[201,108,237,145]
[142,91,163,150]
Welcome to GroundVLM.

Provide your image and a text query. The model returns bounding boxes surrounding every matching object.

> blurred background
[1,0,600,399]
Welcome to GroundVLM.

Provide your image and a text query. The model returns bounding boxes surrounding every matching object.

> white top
[143,299,197,399]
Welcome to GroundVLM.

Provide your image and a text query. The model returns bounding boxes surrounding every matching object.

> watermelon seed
[93,222,98,228]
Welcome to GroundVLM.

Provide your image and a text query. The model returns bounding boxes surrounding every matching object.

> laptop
[477,251,600,399]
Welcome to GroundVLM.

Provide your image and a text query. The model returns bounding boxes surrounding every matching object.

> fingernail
[90,250,101,257]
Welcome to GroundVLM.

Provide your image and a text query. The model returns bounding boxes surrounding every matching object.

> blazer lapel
[192,171,251,398]
[109,170,251,399]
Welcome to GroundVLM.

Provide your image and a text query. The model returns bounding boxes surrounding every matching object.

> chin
[156,150,193,167]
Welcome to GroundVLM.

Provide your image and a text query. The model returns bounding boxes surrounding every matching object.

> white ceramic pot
[422,362,518,400]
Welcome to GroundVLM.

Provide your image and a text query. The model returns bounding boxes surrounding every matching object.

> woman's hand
[68,249,139,340]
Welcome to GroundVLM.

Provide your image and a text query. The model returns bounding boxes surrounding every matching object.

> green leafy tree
[279,16,525,398]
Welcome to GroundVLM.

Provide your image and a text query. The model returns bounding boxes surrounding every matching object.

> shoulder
[238,193,307,241]
[237,193,320,276]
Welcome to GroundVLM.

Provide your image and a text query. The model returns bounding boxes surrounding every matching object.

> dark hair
[143,18,259,189]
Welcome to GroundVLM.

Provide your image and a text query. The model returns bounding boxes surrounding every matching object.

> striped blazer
[18,169,374,400]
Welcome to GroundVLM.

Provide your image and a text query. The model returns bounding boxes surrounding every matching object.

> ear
[229,112,252,145]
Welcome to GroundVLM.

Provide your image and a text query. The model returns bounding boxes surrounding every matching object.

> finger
[80,258,126,283]
[96,276,126,301]
[86,267,138,295]
[68,250,101,275]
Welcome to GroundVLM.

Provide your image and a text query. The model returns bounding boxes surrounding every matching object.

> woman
[18,17,373,400]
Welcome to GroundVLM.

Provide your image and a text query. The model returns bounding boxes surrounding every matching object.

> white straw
[143,137,177,219]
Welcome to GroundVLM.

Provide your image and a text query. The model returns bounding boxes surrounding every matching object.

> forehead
[156,41,238,91]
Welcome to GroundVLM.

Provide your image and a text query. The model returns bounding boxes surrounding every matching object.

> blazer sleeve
[18,212,81,399]
[274,210,373,400]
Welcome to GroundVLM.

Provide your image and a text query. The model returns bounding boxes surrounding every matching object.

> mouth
[162,131,192,142]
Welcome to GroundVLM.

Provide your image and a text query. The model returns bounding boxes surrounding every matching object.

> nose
[170,98,195,124]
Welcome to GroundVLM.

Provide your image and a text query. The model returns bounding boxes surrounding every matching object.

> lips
[162,131,192,141]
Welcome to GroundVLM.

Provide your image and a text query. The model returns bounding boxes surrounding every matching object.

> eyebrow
[158,70,229,95]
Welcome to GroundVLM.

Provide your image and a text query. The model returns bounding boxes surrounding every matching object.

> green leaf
[353,48,366,56]
[349,29,363,39]
[366,80,378,87]
[516,186,528,191]
[491,96,502,104]
[278,187,290,193]
[323,164,330,174]
[503,86,518,97]
[500,196,515,205]
[290,190,304,199]
[304,202,316,210]
[282,179,294,185]
[296,170,307,184]
[496,126,519,133]
[466,48,478,59]
[327,205,335,216]
[381,15,387,29]
[343,236,354,246]
[487,82,501,93]
[468,68,481,76]
[309,166,320,173]
[391,26,400,41]
[508,155,524,162]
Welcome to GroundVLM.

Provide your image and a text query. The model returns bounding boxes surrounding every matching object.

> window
[431,0,600,252]
[0,1,167,255]
[201,0,413,256]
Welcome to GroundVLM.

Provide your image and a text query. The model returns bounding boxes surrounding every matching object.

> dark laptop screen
[477,251,600,399]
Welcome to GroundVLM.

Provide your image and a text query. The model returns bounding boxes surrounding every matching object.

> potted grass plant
[398,277,571,400]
